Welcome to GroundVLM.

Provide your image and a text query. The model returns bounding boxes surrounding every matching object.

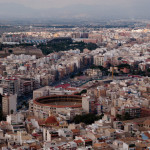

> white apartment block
[2,94,17,116]
[94,55,104,66]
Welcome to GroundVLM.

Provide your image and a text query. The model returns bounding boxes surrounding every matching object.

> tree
[118,64,130,69]
[72,113,103,125]
[116,114,122,120]
[86,43,98,50]
[10,109,14,114]
[17,106,22,110]
[70,74,75,79]
[0,94,4,121]
[118,57,122,60]
[8,49,13,54]
[123,112,131,120]
[0,43,2,51]
[0,94,2,104]
[76,71,83,76]
[147,68,150,73]
[80,89,87,94]
[75,89,87,95]
[38,39,98,55]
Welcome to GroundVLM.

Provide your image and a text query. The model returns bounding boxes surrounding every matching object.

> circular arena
[33,95,82,108]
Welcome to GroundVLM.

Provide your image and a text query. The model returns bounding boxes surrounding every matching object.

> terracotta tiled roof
[94,142,108,147]
[45,116,59,125]
[38,120,45,125]
[71,129,80,133]
[74,140,83,144]
[143,120,150,125]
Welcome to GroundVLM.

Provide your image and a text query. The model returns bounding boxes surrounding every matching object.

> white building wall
[82,96,90,113]
[9,94,17,114]
[0,87,3,95]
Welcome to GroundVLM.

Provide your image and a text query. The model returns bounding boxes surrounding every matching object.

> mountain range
[0,2,150,21]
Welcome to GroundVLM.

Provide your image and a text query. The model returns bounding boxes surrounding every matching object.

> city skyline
[0,1,150,150]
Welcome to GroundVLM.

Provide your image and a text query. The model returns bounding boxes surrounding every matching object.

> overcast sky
[0,0,149,20]
[0,0,146,9]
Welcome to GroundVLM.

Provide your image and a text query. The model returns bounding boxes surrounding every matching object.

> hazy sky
[0,0,144,9]
[0,0,150,20]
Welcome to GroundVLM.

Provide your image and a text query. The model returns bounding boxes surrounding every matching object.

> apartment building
[2,94,17,116]
[94,55,104,66]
